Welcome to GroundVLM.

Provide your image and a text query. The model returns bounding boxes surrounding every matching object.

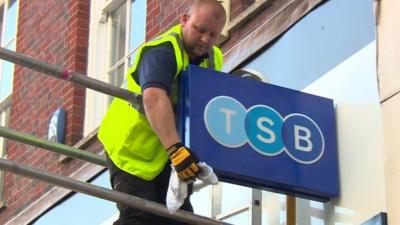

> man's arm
[138,44,200,180]
[143,87,179,149]
[143,85,200,181]
[138,44,179,149]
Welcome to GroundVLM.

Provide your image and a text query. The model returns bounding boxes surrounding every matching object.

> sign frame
[179,65,339,201]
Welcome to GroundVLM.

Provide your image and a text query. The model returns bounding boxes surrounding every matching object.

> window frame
[0,0,18,210]
[84,0,147,135]
[104,0,147,90]
[0,0,18,102]
[0,94,11,209]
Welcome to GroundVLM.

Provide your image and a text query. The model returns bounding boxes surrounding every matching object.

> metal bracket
[99,10,108,24]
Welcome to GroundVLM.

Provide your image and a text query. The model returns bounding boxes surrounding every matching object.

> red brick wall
[145,0,275,59]
[231,0,256,18]
[222,0,287,54]
[0,0,90,223]
[146,0,189,39]
[146,0,259,40]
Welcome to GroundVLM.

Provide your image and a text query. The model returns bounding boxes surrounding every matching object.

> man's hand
[168,142,200,181]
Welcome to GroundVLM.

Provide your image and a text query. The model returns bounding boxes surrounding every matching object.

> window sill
[0,200,8,211]
[58,127,100,163]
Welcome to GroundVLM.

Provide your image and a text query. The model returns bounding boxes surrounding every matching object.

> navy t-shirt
[137,42,208,94]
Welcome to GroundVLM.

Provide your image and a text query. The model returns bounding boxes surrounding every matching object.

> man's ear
[180,13,189,27]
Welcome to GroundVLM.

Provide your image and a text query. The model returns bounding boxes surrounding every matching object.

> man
[98,0,226,224]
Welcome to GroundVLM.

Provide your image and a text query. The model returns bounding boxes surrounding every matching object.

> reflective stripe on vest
[98,24,223,180]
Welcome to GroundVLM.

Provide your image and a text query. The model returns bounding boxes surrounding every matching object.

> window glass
[129,0,146,53]
[108,64,125,106]
[0,0,18,102]
[223,211,249,225]
[109,64,125,88]
[5,37,15,49]
[191,185,212,217]
[32,172,118,225]
[0,103,10,204]
[110,2,126,67]
[243,0,375,91]
[0,5,4,39]
[0,106,8,155]
[221,183,251,212]
[261,191,286,225]
[0,1,14,203]
[0,61,14,101]
[4,0,17,44]
[84,0,148,134]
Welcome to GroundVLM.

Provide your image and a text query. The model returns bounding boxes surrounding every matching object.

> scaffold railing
[0,122,232,225]
[0,158,231,225]
[0,47,143,112]
[0,47,233,225]
[0,126,106,166]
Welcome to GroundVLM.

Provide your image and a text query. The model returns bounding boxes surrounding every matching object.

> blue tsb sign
[180,66,339,201]
[204,96,325,164]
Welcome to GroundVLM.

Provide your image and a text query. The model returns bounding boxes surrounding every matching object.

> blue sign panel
[180,65,339,201]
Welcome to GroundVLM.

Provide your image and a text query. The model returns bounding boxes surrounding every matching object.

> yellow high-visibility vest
[98,24,223,180]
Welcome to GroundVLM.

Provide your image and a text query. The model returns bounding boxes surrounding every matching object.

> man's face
[180,5,225,59]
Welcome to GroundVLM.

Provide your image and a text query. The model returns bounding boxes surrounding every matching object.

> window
[107,0,147,89]
[0,95,10,209]
[84,0,147,134]
[239,0,380,224]
[32,171,118,225]
[0,0,18,102]
[220,0,270,40]
[0,0,18,209]
[242,0,376,91]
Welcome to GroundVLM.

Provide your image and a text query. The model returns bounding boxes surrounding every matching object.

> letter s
[256,117,276,144]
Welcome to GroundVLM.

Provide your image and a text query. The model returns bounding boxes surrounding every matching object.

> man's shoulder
[140,42,177,71]
[141,42,175,61]
[145,42,174,53]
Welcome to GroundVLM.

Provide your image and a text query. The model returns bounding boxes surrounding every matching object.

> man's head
[180,0,226,60]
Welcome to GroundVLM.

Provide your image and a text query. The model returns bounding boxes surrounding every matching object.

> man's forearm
[143,87,180,149]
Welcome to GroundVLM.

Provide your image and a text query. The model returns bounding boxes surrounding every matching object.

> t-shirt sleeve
[137,43,177,94]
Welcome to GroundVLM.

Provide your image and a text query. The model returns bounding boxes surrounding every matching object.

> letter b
[294,125,313,152]
[282,114,324,164]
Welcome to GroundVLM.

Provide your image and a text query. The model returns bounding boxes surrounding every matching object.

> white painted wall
[84,0,111,135]
[299,41,386,224]
[377,0,400,224]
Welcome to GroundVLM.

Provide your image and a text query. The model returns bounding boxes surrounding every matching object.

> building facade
[0,0,398,224]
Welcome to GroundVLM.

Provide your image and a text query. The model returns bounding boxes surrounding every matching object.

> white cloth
[166,162,218,214]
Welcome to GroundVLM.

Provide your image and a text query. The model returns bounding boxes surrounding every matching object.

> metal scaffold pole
[0,126,106,167]
[0,47,143,112]
[0,158,232,225]
[0,47,231,224]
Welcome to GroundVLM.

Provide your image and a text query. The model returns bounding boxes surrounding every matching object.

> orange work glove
[167,142,200,181]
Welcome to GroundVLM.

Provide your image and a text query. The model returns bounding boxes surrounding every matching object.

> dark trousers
[106,155,193,225]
